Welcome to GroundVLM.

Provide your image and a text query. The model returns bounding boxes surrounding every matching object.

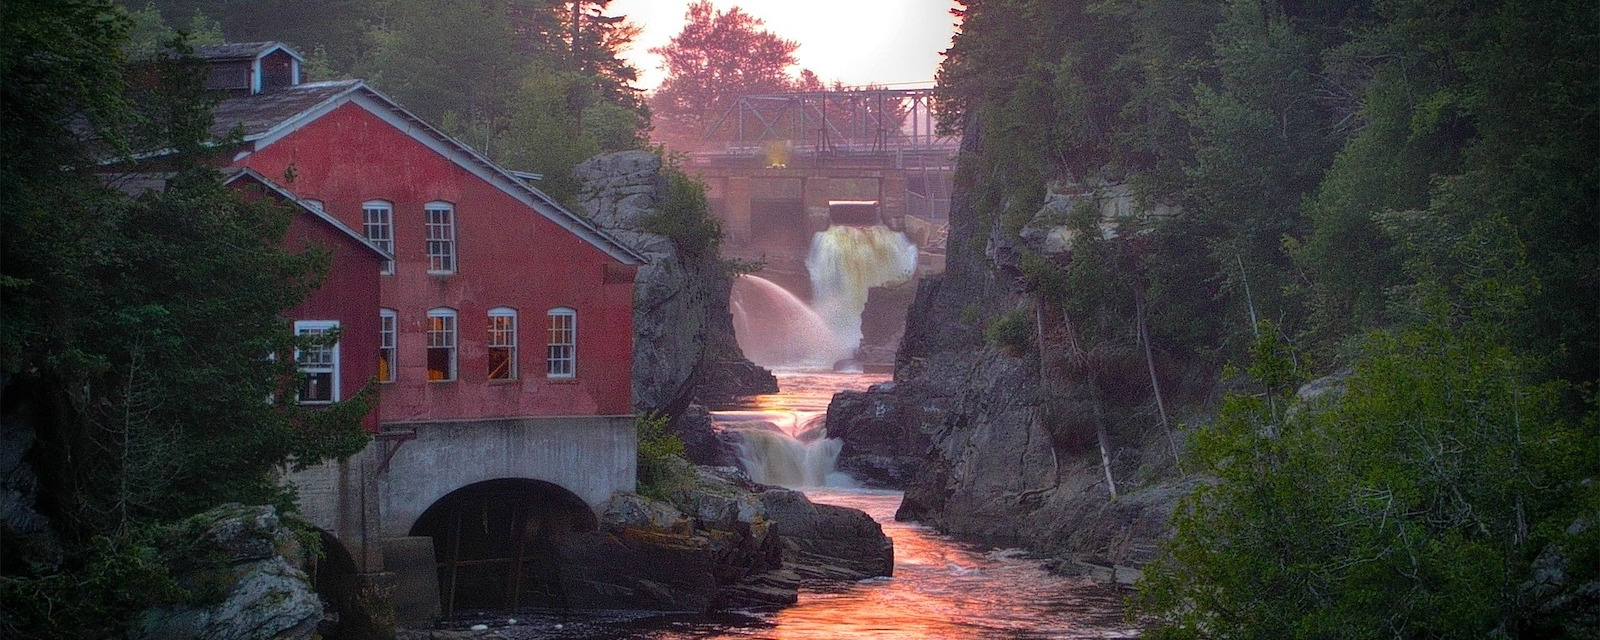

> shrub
[985,306,1034,356]
[635,413,693,501]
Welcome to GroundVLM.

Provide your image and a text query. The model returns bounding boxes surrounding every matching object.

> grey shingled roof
[194,42,288,61]
[205,79,646,265]
[209,80,361,140]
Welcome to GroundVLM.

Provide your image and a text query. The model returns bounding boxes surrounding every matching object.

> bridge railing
[698,88,962,158]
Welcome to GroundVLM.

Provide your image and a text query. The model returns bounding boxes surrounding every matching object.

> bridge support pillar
[287,445,386,573]
[725,176,751,243]
[803,176,831,232]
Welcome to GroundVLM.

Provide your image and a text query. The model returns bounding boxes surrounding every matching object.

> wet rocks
[823,383,927,488]
[670,404,741,467]
[556,467,892,612]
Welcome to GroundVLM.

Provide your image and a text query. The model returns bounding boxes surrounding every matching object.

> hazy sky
[608,0,962,91]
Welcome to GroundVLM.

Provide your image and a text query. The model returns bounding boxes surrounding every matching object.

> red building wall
[233,179,386,433]
[234,102,635,423]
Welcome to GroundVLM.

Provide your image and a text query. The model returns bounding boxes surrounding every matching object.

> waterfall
[718,411,855,488]
[806,225,918,355]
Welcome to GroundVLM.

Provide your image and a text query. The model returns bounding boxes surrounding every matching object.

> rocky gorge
[822,123,1199,583]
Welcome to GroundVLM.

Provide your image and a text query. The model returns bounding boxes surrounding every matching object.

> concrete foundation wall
[286,446,385,572]
[378,415,636,538]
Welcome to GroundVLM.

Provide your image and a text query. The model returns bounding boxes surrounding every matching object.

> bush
[635,413,693,501]
[1135,324,1598,637]
[642,166,723,259]
[985,307,1034,356]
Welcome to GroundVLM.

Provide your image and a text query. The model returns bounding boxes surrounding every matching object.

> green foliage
[0,527,186,638]
[642,165,724,259]
[635,413,692,501]
[3,0,371,572]
[939,0,1598,634]
[1136,318,1597,637]
[984,307,1034,357]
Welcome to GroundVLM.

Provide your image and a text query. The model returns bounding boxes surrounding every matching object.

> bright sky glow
[608,0,962,92]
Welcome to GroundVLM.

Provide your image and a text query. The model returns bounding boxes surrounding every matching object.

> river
[442,372,1141,639]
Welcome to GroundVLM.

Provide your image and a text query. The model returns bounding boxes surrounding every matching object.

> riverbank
[404,489,1139,640]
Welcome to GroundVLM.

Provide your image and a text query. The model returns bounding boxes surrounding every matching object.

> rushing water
[806,225,918,354]
[732,224,919,371]
[443,373,1140,639]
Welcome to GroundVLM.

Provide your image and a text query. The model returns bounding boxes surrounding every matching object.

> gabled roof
[210,81,648,266]
[195,41,304,63]
[210,80,361,140]
[222,167,394,262]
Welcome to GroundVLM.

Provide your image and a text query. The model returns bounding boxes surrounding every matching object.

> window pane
[487,347,512,380]
[378,312,396,383]
[427,311,456,381]
[426,206,455,273]
[301,371,334,402]
[427,347,453,381]
[488,311,516,380]
[295,322,338,403]
[364,205,394,274]
[547,310,574,378]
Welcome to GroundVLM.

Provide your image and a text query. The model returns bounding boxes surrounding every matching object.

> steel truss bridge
[687,87,960,226]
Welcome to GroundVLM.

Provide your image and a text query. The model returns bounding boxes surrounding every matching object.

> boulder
[823,383,927,488]
[671,404,741,467]
[756,488,895,582]
[554,466,892,611]
[130,504,323,640]
[575,151,775,417]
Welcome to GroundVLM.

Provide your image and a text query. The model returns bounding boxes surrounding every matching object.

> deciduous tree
[647,1,813,150]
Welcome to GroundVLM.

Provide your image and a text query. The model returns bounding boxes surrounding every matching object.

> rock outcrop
[130,504,323,640]
[823,382,927,488]
[0,396,63,577]
[555,466,891,611]
[574,151,775,418]
[879,117,1193,578]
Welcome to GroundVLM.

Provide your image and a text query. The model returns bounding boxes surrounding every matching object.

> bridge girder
[699,87,960,162]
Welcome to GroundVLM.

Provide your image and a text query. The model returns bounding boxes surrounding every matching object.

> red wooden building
[197,42,644,427]
[223,168,389,432]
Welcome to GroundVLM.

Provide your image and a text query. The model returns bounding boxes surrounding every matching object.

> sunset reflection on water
[455,372,1142,639]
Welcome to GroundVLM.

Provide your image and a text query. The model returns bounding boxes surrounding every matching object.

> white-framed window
[363,200,394,274]
[487,307,517,380]
[547,307,575,379]
[426,308,457,382]
[378,309,397,383]
[425,202,455,274]
[294,320,340,404]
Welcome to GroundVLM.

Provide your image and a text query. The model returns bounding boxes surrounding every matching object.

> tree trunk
[1135,289,1181,475]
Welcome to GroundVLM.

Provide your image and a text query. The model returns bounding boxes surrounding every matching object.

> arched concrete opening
[308,529,381,640]
[407,478,598,615]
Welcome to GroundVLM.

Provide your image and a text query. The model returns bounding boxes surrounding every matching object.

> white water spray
[731,276,853,369]
[717,410,857,488]
[806,225,918,355]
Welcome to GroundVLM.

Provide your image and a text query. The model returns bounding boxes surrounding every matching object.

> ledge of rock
[824,383,927,488]
[555,466,891,612]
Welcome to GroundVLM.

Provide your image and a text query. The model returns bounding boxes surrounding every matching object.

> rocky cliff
[851,119,1198,580]
[574,151,775,416]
